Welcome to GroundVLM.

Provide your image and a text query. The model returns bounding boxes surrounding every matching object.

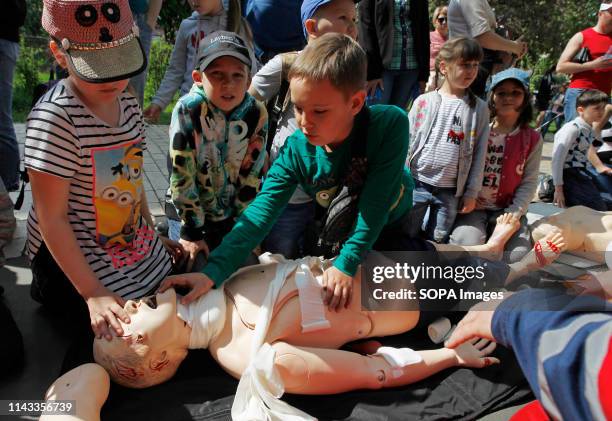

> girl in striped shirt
[26,0,180,341]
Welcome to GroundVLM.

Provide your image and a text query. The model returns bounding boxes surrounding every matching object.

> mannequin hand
[322,266,353,311]
[179,238,210,272]
[553,187,566,208]
[159,236,186,268]
[451,338,500,368]
[143,104,162,123]
[366,79,384,98]
[84,286,129,341]
[159,272,215,305]
[459,197,476,214]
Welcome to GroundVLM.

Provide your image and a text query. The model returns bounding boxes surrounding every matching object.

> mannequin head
[93,289,191,388]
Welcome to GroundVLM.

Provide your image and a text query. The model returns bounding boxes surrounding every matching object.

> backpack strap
[265,51,299,154]
[342,106,370,191]
[306,107,371,258]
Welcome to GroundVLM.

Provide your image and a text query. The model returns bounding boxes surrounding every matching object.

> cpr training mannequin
[39,215,570,421]
[531,205,612,264]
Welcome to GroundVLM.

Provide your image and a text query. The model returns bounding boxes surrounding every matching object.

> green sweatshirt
[203,104,414,286]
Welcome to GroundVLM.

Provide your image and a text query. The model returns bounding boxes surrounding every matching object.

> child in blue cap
[450,67,543,264]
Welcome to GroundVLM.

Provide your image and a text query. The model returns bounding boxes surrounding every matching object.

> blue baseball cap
[301,0,360,38]
[489,68,531,93]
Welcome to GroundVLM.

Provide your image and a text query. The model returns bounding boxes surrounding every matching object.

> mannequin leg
[505,231,567,285]
[271,341,458,394]
[433,213,521,260]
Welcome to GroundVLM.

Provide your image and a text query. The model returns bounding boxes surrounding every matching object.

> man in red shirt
[557,1,612,121]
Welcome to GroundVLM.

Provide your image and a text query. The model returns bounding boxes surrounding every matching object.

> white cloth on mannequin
[232,253,324,421]
[177,288,227,350]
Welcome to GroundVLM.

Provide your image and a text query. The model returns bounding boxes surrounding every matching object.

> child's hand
[158,273,215,305]
[159,236,186,268]
[445,301,498,349]
[84,286,129,341]
[597,166,612,176]
[179,239,210,272]
[553,186,566,208]
[143,104,162,123]
[458,197,476,214]
[322,266,353,311]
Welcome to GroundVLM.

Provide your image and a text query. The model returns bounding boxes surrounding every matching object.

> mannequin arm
[272,340,497,394]
[41,364,110,421]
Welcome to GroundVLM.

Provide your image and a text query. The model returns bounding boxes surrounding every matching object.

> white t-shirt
[448,0,496,39]
[413,93,467,188]
[477,128,512,210]
[25,81,172,299]
[250,54,311,204]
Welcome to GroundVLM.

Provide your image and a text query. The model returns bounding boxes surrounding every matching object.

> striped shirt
[412,93,467,187]
[24,81,172,299]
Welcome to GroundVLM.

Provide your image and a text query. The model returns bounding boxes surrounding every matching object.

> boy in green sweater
[161,33,414,311]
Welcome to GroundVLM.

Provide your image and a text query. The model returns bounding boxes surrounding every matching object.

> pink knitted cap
[42,0,146,83]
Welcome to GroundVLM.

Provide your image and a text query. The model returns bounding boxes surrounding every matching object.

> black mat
[63,325,533,421]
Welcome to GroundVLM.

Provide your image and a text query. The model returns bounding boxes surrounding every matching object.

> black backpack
[303,108,370,258]
[537,174,555,203]
[536,70,554,110]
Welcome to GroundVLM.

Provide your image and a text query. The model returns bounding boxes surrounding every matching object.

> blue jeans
[563,87,585,122]
[0,39,20,190]
[586,163,612,209]
[130,13,153,106]
[262,202,315,259]
[406,180,459,243]
[375,69,419,110]
[563,167,608,211]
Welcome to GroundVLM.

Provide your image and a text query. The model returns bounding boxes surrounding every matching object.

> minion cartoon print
[92,142,153,267]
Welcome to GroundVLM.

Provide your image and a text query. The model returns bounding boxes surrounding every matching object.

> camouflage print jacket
[169,84,268,241]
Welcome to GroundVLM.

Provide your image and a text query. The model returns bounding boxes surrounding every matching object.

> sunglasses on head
[437,16,447,24]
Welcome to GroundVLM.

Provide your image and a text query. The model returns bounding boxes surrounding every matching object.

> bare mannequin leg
[504,231,567,285]
[41,363,110,421]
[432,213,521,260]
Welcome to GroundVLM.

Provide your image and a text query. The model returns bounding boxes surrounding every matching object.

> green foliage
[158,0,191,43]
[144,37,174,106]
[23,0,44,38]
[489,0,600,64]
[428,0,600,65]
[12,39,48,122]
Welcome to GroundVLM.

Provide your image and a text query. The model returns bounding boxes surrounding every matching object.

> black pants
[30,242,92,331]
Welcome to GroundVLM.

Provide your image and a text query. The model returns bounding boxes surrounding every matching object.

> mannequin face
[93,289,190,388]
[120,288,186,348]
